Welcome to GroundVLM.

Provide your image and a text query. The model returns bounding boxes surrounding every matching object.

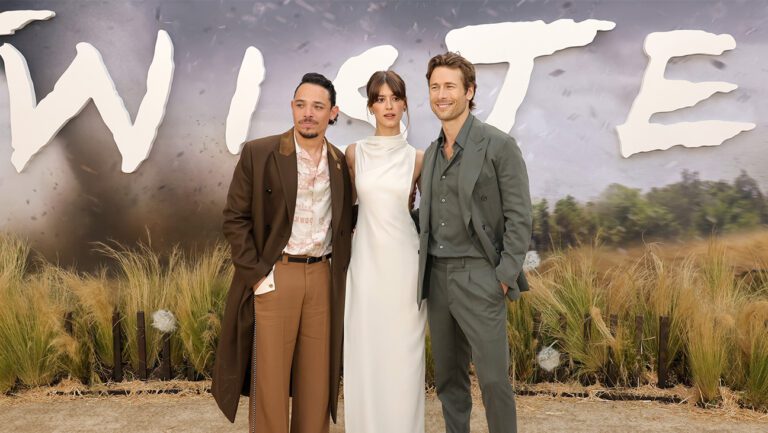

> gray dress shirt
[428,115,484,258]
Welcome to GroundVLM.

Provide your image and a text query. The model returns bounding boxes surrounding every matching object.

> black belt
[281,253,331,264]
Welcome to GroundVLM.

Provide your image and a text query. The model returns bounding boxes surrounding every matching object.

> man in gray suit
[418,52,532,433]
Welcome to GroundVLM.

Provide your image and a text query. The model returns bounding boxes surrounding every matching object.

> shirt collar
[293,130,328,157]
[438,113,475,150]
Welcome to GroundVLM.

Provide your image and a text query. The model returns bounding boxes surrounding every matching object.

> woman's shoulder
[344,142,357,165]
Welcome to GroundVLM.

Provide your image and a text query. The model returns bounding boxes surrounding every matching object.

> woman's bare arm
[345,143,357,203]
[409,149,424,210]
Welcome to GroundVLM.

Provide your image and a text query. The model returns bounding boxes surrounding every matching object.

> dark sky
[1,0,767,265]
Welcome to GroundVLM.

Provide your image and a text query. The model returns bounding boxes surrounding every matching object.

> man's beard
[297,129,320,139]
[434,108,462,122]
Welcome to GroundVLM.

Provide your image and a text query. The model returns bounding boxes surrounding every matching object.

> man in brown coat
[212,72,353,433]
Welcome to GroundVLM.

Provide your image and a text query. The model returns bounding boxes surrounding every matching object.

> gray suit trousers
[427,256,517,433]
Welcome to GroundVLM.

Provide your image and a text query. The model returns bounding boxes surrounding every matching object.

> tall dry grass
[425,330,436,388]
[587,305,639,386]
[0,234,30,391]
[685,314,730,404]
[1,235,70,391]
[96,240,180,375]
[507,294,537,384]
[680,241,749,404]
[745,335,768,410]
[525,243,653,385]
[3,229,768,410]
[0,260,67,391]
[736,300,768,409]
[526,247,609,381]
[2,234,234,386]
[58,268,118,383]
[602,261,645,385]
[637,247,692,386]
[523,237,761,396]
[171,242,231,376]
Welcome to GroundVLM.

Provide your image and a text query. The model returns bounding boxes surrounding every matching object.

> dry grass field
[3,230,768,431]
[583,229,768,276]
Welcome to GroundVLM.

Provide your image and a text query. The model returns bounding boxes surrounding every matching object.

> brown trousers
[249,256,331,433]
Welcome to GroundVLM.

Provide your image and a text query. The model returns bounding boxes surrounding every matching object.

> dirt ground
[2,381,768,433]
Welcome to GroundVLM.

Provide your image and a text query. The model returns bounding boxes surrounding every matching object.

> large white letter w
[0,29,174,173]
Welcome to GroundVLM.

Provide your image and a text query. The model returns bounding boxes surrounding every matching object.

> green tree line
[532,170,768,250]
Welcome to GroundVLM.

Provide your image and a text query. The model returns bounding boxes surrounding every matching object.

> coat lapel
[327,142,344,235]
[458,121,488,228]
[274,128,298,222]
[419,139,439,233]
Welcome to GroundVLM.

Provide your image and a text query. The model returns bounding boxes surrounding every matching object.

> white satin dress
[343,134,427,433]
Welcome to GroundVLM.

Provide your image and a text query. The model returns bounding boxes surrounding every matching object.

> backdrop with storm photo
[1,0,766,265]
[3,0,768,412]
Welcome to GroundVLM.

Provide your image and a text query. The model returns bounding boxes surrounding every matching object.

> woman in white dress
[343,70,427,433]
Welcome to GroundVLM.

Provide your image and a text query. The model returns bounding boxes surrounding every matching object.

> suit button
[266,187,272,194]
[482,224,487,230]
[481,195,487,201]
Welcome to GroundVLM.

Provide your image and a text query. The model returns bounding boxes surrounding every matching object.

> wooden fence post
[112,310,123,382]
[657,316,670,389]
[161,332,172,380]
[580,313,593,385]
[64,311,74,335]
[137,311,148,380]
[634,315,644,385]
[185,358,195,381]
[556,313,568,380]
[607,314,619,386]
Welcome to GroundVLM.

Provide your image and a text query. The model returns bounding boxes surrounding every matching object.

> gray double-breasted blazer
[417,114,532,304]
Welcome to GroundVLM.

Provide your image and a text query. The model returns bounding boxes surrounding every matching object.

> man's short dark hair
[294,72,337,125]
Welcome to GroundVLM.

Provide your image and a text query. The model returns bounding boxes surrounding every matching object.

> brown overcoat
[211,128,353,425]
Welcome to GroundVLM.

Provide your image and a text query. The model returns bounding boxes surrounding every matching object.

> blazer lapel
[419,139,439,233]
[274,128,298,222]
[327,141,344,235]
[458,122,488,229]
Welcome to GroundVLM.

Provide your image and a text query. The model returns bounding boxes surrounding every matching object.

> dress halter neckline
[361,133,408,154]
